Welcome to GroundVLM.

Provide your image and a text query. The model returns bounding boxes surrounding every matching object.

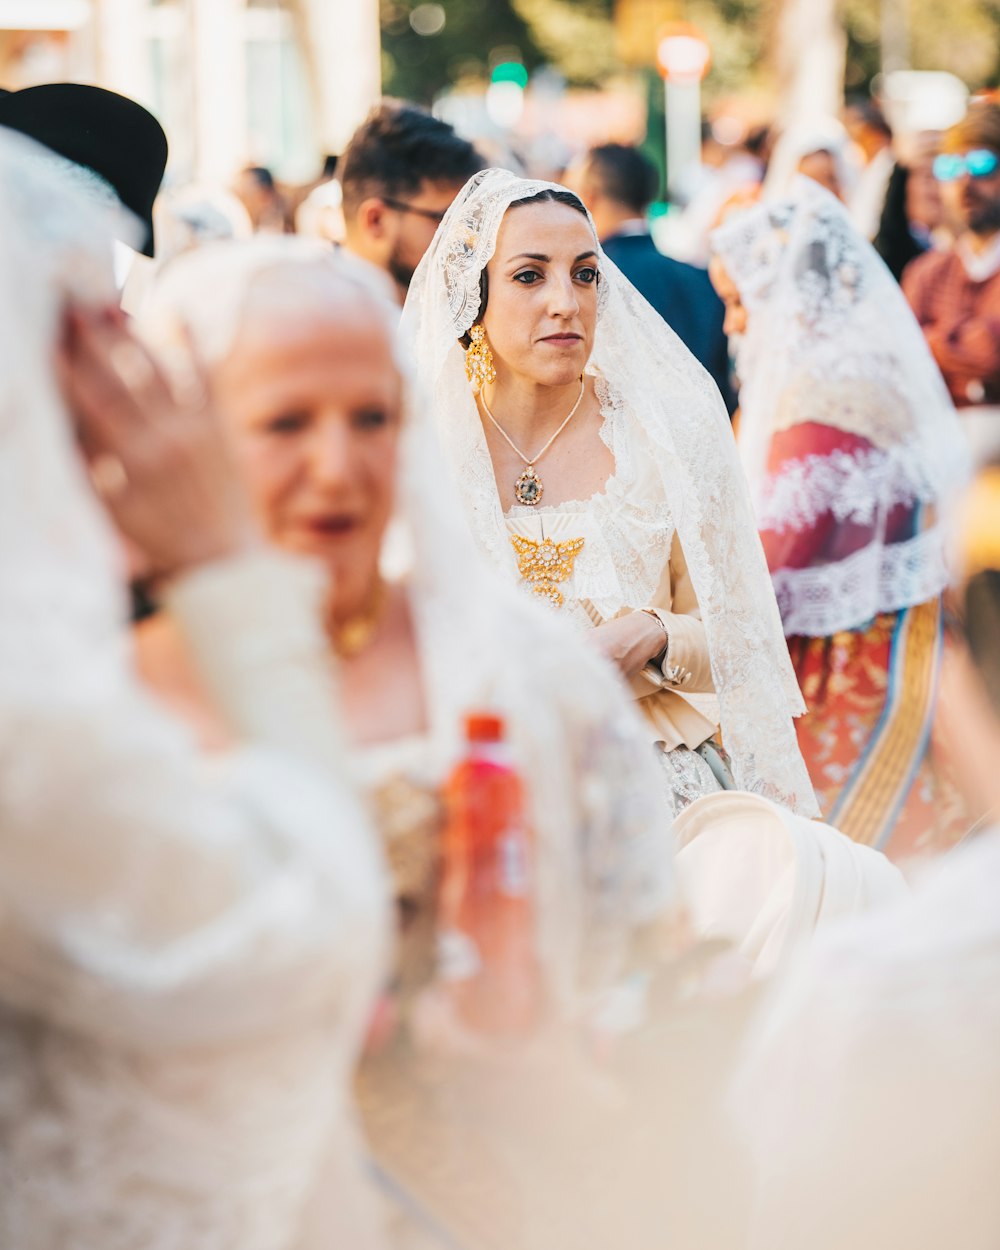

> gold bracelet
[640,607,669,668]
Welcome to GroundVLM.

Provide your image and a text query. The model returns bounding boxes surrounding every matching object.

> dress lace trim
[771,529,947,637]
[758,445,933,532]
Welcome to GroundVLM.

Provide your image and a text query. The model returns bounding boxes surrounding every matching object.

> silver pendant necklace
[480,377,586,507]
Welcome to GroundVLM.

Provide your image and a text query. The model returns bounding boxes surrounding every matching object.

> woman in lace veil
[401,167,816,820]
[0,129,391,1247]
[134,237,679,1249]
[710,177,972,856]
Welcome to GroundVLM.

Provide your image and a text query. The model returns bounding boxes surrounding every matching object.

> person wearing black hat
[0,82,168,256]
[0,84,171,596]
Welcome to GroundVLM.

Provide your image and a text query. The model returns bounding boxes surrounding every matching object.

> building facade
[0,0,380,181]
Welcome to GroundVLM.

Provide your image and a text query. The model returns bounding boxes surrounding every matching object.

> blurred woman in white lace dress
[0,132,389,1249]
[401,168,816,821]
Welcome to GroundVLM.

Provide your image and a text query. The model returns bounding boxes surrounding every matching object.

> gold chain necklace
[331,579,387,658]
[479,376,586,507]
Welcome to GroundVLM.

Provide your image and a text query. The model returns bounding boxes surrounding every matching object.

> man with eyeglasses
[339,100,486,303]
[903,103,1000,455]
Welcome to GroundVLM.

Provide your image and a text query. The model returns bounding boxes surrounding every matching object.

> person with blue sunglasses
[932,147,1000,184]
[903,103,1000,448]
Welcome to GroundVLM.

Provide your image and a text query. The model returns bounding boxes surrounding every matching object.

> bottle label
[498,827,530,897]
[436,928,482,983]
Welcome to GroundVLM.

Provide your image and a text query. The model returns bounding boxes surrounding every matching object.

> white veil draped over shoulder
[402,167,818,818]
[0,127,140,706]
[711,178,969,636]
[140,237,678,1010]
[0,131,398,1250]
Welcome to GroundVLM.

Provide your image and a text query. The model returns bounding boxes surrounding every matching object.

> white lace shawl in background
[402,168,817,817]
[711,178,969,637]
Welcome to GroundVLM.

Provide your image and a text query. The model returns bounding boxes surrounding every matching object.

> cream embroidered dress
[504,380,723,812]
[505,376,716,721]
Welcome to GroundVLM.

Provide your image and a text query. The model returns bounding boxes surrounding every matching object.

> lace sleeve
[0,552,389,1050]
[652,533,714,692]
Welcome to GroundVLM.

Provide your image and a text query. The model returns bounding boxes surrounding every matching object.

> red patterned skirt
[788,599,973,860]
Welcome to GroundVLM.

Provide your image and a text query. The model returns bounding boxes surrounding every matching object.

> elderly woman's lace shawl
[712,178,969,637]
[402,168,817,817]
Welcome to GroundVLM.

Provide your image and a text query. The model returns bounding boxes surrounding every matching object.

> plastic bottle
[437,711,544,1038]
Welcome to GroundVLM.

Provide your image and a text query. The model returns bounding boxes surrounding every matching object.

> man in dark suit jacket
[569,143,736,413]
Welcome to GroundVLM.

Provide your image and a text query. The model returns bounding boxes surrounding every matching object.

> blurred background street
[0,0,982,195]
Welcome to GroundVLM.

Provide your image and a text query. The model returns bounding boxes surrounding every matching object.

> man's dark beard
[965,196,1000,236]
[387,242,416,292]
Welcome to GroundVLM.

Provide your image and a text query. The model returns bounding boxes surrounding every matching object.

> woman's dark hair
[873,163,928,283]
[459,188,591,347]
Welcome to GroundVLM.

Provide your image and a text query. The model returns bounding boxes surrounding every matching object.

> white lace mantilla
[711,179,969,640]
[0,140,390,1250]
[141,234,680,1016]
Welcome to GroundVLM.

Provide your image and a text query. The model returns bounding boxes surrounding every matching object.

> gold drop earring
[465,324,496,393]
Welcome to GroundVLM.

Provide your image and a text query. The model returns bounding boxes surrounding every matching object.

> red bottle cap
[464,712,506,743]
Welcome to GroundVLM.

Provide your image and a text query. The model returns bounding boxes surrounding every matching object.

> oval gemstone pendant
[514,465,543,506]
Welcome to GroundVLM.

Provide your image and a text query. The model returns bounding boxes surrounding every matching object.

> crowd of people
[1,73,999,1250]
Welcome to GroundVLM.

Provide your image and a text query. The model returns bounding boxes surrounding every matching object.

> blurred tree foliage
[509,0,619,82]
[900,0,1000,86]
[695,0,1000,99]
[380,0,617,101]
[842,0,1000,91]
[381,0,539,102]
[380,0,1000,106]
